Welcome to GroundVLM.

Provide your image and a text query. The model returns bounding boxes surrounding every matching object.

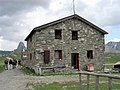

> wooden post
[108,78,112,90]
[87,74,90,90]
[79,73,82,90]
[78,72,120,90]
[39,67,42,75]
[96,76,99,90]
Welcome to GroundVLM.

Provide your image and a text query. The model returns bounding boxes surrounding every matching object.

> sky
[0,0,120,51]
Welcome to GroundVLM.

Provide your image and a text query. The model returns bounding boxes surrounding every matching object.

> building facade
[25,14,108,71]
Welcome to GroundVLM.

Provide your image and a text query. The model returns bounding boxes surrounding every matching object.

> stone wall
[26,18,105,71]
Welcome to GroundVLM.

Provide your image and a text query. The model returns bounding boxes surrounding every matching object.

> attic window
[55,30,62,39]
[87,50,93,59]
[72,31,78,40]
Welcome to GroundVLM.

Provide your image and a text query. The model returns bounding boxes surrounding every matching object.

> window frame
[72,31,78,40]
[55,30,62,39]
[87,50,93,59]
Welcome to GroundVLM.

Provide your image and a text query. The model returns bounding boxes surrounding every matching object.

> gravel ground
[0,68,79,90]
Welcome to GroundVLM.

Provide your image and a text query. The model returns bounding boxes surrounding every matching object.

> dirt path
[0,68,79,90]
[0,68,27,90]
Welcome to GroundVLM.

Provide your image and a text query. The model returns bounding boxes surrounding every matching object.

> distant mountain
[13,42,26,53]
[0,51,13,55]
[105,41,120,53]
[0,42,26,55]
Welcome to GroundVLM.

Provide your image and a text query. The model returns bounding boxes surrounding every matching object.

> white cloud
[0,0,120,50]
[0,36,18,50]
[111,38,120,42]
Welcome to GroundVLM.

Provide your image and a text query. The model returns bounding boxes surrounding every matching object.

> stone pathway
[0,68,79,90]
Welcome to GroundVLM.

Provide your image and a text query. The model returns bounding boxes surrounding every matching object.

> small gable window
[87,50,93,59]
[72,31,78,40]
[55,30,62,39]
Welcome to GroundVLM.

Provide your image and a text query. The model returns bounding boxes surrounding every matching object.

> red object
[86,64,94,71]
[30,53,32,60]
[60,51,62,60]
[115,61,120,65]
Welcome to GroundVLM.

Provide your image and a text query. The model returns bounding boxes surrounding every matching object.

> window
[87,50,93,59]
[72,31,78,40]
[55,50,62,60]
[55,30,62,39]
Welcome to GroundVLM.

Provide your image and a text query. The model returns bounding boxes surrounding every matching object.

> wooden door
[71,53,79,70]
[44,50,50,64]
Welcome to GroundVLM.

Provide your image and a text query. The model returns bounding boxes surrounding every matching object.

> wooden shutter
[60,50,62,59]
[30,53,32,60]
[44,50,50,64]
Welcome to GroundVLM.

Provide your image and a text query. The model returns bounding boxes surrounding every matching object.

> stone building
[25,14,108,71]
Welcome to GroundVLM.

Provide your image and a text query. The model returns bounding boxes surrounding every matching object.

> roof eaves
[25,28,36,41]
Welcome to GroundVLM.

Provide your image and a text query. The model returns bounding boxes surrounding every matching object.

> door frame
[44,50,50,64]
[71,53,79,70]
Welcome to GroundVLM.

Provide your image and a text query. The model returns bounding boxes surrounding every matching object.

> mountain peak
[14,42,26,52]
[0,42,26,55]
[105,41,120,53]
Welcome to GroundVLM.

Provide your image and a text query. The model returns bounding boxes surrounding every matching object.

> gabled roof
[25,14,108,41]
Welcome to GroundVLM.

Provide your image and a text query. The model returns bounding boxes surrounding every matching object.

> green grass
[32,82,80,90]
[43,71,77,76]
[105,53,120,64]
[30,79,120,90]
[0,56,5,72]
[21,67,38,76]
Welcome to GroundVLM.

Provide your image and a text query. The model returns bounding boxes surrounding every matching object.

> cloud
[0,0,120,50]
[0,36,18,50]
[111,38,120,42]
[0,0,52,50]
[0,0,51,16]
[78,0,120,26]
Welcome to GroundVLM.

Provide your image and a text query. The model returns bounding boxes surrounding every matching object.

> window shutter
[30,53,32,60]
[60,51,62,60]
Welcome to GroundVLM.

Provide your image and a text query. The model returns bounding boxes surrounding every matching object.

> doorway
[71,53,79,70]
[44,50,50,64]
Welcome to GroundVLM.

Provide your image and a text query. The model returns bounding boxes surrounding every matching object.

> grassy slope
[105,53,120,64]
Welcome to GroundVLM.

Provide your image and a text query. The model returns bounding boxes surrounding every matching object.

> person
[18,59,22,68]
[4,59,8,70]
[9,59,13,69]
[12,59,17,69]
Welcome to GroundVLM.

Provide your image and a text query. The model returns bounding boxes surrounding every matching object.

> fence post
[96,76,99,90]
[79,73,82,90]
[87,74,90,90]
[108,78,112,90]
